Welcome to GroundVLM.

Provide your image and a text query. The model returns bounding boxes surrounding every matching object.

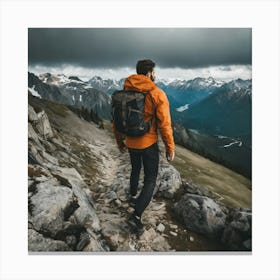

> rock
[28,105,38,122]
[140,228,171,251]
[174,194,227,238]
[222,209,252,250]
[170,224,178,229]
[71,184,101,232]
[76,232,90,251]
[154,161,182,198]
[52,167,83,184]
[28,123,40,144]
[170,231,177,236]
[29,181,76,237]
[182,181,212,197]
[36,110,54,139]
[114,199,122,207]
[157,223,165,232]
[28,229,71,252]
[39,150,59,166]
[28,144,45,166]
[151,202,165,211]
[50,167,101,233]
[190,236,194,242]
[105,190,118,202]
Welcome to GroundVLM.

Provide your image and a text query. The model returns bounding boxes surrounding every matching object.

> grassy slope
[168,143,251,209]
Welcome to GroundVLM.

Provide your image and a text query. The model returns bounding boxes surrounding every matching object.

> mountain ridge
[28,93,252,252]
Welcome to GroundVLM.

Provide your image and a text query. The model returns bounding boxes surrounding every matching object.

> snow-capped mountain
[29,72,112,119]
[168,77,224,90]
[158,77,225,107]
[39,73,86,86]
[179,78,252,138]
[88,76,123,94]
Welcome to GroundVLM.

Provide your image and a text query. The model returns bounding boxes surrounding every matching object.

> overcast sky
[28,28,252,81]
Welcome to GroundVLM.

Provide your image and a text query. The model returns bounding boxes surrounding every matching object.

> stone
[114,199,122,207]
[28,123,40,144]
[29,181,75,237]
[28,105,38,122]
[184,181,208,195]
[170,231,177,236]
[190,236,194,242]
[170,224,178,229]
[157,223,165,232]
[140,228,171,251]
[39,150,59,166]
[28,229,71,252]
[151,202,165,211]
[222,209,252,250]
[174,194,227,238]
[36,110,54,139]
[105,190,118,202]
[76,232,90,251]
[154,161,182,198]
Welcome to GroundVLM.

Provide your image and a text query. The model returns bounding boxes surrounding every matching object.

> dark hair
[136,59,155,75]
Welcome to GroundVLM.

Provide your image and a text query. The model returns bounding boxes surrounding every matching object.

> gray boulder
[51,167,101,232]
[28,105,38,122]
[28,122,40,144]
[28,229,71,252]
[29,181,75,237]
[36,110,54,139]
[174,193,227,238]
[154,161,182,198]
[222,209,252,250]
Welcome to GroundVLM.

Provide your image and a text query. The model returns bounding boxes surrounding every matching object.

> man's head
[136,59,156,82]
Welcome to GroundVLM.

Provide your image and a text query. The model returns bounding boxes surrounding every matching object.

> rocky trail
[28,95,252,252]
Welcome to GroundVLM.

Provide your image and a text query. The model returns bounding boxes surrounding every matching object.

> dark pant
[128,142,159,218]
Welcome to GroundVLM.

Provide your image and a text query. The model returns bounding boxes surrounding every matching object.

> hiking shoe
[128,194,137,207]
[128,213,144,236]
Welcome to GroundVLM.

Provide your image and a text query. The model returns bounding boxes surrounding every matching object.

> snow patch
[222,141,242,148]
[28,86,41,99]
[176,104,189,112]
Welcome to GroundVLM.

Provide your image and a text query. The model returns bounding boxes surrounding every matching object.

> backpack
[111,90,156,137]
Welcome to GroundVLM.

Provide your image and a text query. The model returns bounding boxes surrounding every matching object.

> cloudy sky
[28,28,252,81]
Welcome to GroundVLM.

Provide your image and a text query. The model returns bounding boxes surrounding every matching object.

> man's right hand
[119,142,127,153]
[166,151,175,161]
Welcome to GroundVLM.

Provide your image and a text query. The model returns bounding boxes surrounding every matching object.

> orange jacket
[112,74,175,153]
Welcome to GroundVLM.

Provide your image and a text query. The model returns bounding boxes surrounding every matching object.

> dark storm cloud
[28,28,251,68]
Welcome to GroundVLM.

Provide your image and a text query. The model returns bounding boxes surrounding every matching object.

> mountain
[28,94,251,251]
[29,72,112,119]
[88,76,123,94]
[173,123,252,178]
[29,72,251,177]
[180,79,252,139]
[158,77,225,107]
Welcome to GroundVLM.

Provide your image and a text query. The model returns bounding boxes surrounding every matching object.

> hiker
[112,59,175,235]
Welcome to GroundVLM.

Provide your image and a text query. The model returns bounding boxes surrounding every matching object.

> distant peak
[68,76,83,82]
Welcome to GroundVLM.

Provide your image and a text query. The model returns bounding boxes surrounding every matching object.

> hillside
[28,94,252,252]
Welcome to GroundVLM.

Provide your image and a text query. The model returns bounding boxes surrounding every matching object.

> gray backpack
[111,90,156,137]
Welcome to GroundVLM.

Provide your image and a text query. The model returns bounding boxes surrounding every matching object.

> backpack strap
[145,91,158,131]
[121,98,127,130]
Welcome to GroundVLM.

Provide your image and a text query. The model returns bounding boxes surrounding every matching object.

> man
[112,59,175,235]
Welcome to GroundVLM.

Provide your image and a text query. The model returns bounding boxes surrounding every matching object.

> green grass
[29,95,69,118]
[170,144,251,209]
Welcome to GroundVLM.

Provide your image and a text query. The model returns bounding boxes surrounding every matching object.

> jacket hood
[124,74,156,92]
